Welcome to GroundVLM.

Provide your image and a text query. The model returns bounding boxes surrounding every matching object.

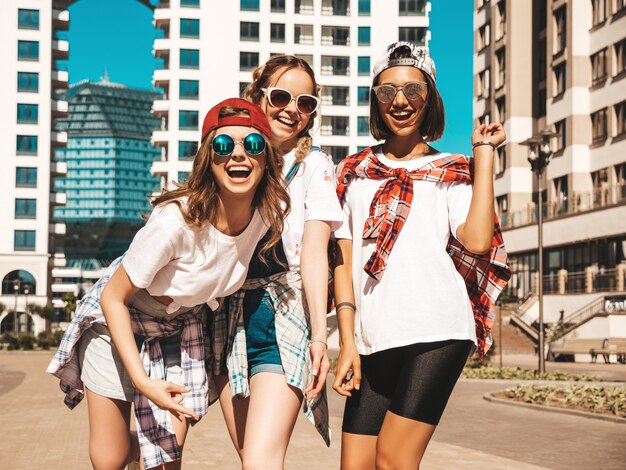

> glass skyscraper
[54,78,161,265]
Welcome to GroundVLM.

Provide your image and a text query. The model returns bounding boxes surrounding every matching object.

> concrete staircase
[492,311,536,354]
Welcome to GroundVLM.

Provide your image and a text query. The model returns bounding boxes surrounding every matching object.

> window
[615,100,626,137]
[495,97,506,123]
[495,48,505,89]
[321,116,349,136]
[271,0,286,12]
[15,199,36,219]
[179,141,198,161]
[322,56,350,76]
[399,27,426,45]
[14,230,36,251]
[554,119,566,152]
[16,135,37,155]
[322,86,350,106]
[477,68,490,98]
[237,82,249,98]
[592,0,607,26]
[495,1,506,40]
[615,39,626,77]
[17,104,38,124]
[538,38,547,81]
[554,6,566,54]
[357,116,369,136]
[322,146,349,164]
[240,52,259,71]
[180,19,199,38]
[358,56,370,76]
[399,0,426,15]
[323,26,350,46]
[179,110,199,130]
[537,88,547,117]
[359,0,371,16]
[179,80,199,99]
[323,0,349,16]
[592,108,608,143]
[358,86,370,105]
[358,27,370,46]
[271,23,285,43]
[18,9,39,30]
[495,146,506,176]
[16,168,37,187]
[295,0,314,14]
[178,172,190,182]
[295,24,314,45]
[181,0,200,6]
[18,41,39,61]
[240,22,259,41]
[496,195,508,215]
[553,176,569,214]
[17,72,38,92]
[553,62,566,97]
[477,23,490,51]
[241,0,260,11]
[591,49,608,85]
[180,49,199,68]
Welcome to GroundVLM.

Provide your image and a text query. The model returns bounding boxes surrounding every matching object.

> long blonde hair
[151,106,290,261]
[244,55,320,163]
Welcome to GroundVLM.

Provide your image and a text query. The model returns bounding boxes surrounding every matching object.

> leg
[85,387,133,470]
[375,340,473,469]
[241,372,302,470]
[215,374,249,460]
[340,349,401,470]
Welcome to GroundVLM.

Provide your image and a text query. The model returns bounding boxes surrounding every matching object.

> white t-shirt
[333,147,477,355]
[281,147,344,269]
[123,201,268,313]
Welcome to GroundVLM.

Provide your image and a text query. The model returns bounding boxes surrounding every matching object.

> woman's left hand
[305,341,330,400]
[472,122,506,148]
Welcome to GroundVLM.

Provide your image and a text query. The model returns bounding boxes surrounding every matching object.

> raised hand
[472,122,506,148]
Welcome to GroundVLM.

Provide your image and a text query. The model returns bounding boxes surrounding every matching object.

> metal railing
[499,182,626,230]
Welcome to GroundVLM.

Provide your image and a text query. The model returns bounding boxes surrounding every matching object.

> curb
[483,392,626,424]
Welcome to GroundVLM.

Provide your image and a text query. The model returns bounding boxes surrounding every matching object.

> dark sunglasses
[261,87,320,115]
[211,133,266,157]
[372,81,427,103]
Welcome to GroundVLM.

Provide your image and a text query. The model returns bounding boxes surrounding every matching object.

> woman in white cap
[48,98,289,470]
[332,41,511,468]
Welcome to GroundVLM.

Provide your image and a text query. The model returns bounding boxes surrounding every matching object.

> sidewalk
[0,351,624,469]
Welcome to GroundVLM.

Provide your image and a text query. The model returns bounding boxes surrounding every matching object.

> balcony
[321,56,350,76]
[52,40,69,60]
[51,253,67,268]
[152,130,170,146]
[321,26,350,46]
[322,86,350,106]
[152,160,170,177]
[155,18,170,39]
[52,70,69,89]
[50,161,67,176]
[49,223,66,236]
[295,0,314,14]
[295,25,314,45]
[152,99,169,118]
[52,9,69,30]
[50,192,67,206]
[321,116,349,136]
[322,0,350,16]
[154,48,170,70]
[51,99,68,117]
[51,131,68,147]
[153,70,170,88]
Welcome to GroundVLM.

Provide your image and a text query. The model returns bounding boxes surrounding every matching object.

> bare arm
[100,265,199,419]
[456,122,506,254]
[300,219,332,399]
[331,238,361,396]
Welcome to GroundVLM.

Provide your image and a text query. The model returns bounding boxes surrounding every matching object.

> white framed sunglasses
[261,87,320,115]
[372,81,428,103]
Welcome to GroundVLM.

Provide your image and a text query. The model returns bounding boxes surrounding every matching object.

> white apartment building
[0,1,70,334]
[150,0,431,186]
[473,0,626,344]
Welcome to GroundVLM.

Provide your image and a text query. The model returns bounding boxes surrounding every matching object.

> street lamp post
[23,283,30,334]
[522,128,558,374]
[12,280,20,333]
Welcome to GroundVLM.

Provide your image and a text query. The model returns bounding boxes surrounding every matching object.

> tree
[61,292,78,321]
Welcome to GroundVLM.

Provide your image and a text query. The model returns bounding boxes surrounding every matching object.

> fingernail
[312,370,318,376]
[355,384,360,390]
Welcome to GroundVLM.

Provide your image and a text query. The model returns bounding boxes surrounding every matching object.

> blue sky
[67,0,473,153]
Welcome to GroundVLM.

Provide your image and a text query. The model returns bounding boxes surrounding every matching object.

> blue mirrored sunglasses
[211,133,266,157]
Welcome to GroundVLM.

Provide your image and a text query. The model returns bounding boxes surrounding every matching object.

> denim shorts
[243,289,284,377]
[77,290,188,402]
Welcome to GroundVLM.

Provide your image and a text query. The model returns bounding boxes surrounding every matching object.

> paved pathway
[0,351,624,469]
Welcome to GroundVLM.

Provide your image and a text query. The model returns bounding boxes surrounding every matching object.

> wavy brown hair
[244,55,320,162]
[151,106,290,262]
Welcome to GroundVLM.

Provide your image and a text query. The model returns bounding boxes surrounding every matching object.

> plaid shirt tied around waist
[46,256,217,469]
[336,148,511,356]
[212,269,331,445]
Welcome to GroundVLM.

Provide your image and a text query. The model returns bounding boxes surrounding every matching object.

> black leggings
[342,339,473,435]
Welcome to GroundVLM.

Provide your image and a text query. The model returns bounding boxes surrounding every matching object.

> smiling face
[375,66,429,138]
[210,125,267,199]
[260,66,315,153]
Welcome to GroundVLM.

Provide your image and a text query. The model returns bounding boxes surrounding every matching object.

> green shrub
[461,365,597,382]
[2,333,20,350]
[17,333,36,350]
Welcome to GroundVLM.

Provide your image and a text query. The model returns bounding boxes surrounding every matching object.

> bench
[596,338,626,364]
[550,338,626,363]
